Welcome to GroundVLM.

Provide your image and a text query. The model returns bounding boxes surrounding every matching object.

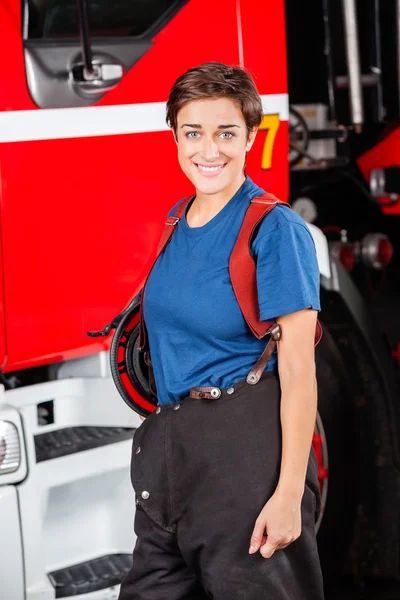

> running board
[48,553,133,598]
[35,426,135,462]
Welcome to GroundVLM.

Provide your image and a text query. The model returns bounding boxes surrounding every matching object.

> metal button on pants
[119,372,324,600]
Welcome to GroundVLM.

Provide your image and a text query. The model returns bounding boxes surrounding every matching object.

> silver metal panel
[306,223,332,280]
[0,486,25,600]
[24,41,151,108]
[341,0,364,128]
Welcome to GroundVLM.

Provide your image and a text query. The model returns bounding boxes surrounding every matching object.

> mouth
[193,162,227,178]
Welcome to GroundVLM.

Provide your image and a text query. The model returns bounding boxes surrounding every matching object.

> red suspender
[139,192,322,351]
[229,193,285,339]
[229,193,322,346]
[138,197,192,350]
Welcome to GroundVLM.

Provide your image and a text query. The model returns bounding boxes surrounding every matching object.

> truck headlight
[0,421,21,474]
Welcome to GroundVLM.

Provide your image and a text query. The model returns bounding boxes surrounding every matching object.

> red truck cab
[0,0,289,373]
[0,2,293,598]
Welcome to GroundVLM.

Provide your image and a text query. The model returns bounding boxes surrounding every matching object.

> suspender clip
[251,199,279,205]
[165,217,180,226]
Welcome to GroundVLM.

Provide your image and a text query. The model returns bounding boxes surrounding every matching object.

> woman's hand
[249,490,302,558]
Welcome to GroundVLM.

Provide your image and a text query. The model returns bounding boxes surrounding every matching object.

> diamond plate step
[48,553,132,598]
[35,426,135,462]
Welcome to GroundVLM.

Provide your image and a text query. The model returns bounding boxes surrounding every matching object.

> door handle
[71,60,124,97]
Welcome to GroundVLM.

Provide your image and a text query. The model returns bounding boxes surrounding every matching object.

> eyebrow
[180,124,240,129]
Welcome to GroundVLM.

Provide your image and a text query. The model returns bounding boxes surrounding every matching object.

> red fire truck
[0,0,399,598]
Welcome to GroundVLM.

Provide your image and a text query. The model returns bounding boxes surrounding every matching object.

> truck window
[24,0,178,39]
[22,0,186,108]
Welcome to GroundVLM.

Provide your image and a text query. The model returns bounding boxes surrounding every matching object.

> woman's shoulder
[255,202,313,239]
[250,201,317,259]
[245,177,310,236]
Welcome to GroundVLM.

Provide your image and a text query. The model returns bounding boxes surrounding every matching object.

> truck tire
[315,324,357,587]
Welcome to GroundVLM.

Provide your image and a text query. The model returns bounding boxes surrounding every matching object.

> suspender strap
[229,193,323,346]
[138,197,192,350]
[247,323,282,384]
[229,193,285,340]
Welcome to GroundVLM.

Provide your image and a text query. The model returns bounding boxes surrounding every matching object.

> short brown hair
[166,62,263,136]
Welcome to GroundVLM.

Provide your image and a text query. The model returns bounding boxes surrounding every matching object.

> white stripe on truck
[0,94,288,143]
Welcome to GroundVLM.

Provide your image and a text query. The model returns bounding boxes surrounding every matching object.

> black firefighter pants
[118,372,324,600]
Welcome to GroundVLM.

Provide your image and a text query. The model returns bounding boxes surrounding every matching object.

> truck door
[0,0,288,373]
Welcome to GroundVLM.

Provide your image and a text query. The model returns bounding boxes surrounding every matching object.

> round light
[292,197,318,223]
[0,422,20,474]
[362,233,394,269]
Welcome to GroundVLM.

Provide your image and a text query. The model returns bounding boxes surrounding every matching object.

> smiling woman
[176,97,256,213]
[167,62,262,216]
[118,62,324,600]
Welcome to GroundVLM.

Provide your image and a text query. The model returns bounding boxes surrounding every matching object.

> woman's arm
[249,308,318,558]
[275,308,318,500]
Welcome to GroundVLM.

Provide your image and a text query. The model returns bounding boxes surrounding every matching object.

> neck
[193,173,246,217]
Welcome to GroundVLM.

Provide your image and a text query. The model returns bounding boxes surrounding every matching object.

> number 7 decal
[259,114,280,170]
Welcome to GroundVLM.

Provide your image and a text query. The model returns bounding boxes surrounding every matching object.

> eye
[219,132,235,139]
[186,131,200,139]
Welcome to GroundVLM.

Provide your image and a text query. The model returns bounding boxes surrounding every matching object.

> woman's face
[175,97,257,197]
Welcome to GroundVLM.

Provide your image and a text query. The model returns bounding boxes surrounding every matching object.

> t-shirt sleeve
[252,221,321,321]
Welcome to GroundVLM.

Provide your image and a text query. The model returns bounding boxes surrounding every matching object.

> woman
[119,62,324,600]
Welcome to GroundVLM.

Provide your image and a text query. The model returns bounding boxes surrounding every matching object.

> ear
[246,128,258,152]
[173,130,178,146]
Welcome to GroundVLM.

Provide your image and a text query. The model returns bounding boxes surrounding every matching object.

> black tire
[315,324,357,588]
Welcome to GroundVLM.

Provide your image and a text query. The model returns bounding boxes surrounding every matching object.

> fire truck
[0,0,399,598]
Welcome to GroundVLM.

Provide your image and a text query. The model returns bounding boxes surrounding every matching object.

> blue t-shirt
[143,176,320,405]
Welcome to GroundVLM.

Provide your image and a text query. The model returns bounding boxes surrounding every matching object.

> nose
[201,136,220,161]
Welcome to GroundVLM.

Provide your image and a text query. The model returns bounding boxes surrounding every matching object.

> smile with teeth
[194,162,227,175]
